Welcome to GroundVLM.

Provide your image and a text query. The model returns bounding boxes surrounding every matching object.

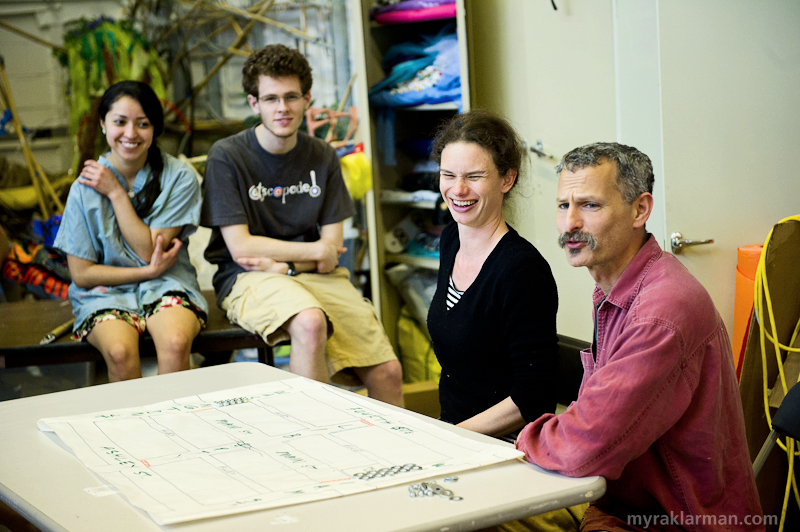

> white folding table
[0,363,604,532]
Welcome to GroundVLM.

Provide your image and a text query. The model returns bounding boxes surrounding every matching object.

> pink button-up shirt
[517,236,763,531]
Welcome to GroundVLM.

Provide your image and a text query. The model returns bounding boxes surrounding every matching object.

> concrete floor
[0,354,216,402]
[0,348,296,403]
[0,362,97,402]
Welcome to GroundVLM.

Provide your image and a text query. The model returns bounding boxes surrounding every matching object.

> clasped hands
[236,241,347,274]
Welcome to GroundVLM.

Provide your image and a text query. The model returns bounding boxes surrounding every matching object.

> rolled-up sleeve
[147,158,202,229]
[516,321,695,480]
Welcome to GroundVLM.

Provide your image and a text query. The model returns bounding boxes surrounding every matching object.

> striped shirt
[446,276,464,310]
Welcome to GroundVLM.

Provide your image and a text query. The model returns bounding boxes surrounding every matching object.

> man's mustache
[558,231,598,251]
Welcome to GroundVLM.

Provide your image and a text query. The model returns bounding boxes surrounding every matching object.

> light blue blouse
[53,152,208,329]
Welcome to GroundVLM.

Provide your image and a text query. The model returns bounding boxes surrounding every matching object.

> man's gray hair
[556,142,654,204]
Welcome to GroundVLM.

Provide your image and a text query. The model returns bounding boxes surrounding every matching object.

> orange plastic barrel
[732,244,763,379]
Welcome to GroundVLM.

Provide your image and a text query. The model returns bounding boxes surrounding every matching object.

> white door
[616,0,800,340]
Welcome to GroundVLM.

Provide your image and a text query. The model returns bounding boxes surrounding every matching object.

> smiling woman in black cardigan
[427,110,559,439]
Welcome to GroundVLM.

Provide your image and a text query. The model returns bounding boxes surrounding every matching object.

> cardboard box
[739,217,800,526]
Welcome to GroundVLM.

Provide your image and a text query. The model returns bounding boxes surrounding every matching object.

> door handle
[670,232,714,254]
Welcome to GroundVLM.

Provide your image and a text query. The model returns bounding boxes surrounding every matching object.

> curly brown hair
[242,44,313,97]
[431,109,527,193]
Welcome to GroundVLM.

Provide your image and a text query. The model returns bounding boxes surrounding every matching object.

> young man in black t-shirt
[201,44,403,406]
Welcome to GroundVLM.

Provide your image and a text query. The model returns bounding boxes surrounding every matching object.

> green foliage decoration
[55,17,166,172]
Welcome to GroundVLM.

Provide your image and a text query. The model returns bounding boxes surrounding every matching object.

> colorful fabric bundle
[0,215,71,299]
[1,258,69,300]
[371,0,456,24]
[7,240,70,285]
[368,23,461,109]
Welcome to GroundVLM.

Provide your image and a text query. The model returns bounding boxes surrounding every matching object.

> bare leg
[87,319,142,382]
[146,306,201,375]
[353,359,404,407]
[283,308,329,383]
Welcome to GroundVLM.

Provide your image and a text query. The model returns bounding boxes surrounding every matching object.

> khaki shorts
[222,267,397,386]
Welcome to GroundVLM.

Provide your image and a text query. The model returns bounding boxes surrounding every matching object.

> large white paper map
[38,378,523,525]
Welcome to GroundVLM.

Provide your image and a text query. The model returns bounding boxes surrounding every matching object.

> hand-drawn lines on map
[38,378,524,525]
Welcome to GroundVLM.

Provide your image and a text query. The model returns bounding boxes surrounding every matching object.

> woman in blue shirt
[54,81,207,382]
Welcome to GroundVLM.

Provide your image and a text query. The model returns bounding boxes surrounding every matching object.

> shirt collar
[593,234,663,309]
[98,154,150,195]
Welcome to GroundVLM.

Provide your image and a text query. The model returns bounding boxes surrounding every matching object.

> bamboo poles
[325,73,357,144]
[0,20,63,53]
[0,56,65,217]
[173,0,326,47]
[173,0,277,111]
[154,0,206,47]
[159,0,336,122]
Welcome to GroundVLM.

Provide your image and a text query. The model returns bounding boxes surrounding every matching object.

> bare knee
[105,342,138,368]
[358,360,404,407]
[287,308,328,344]
[155,332,194,374]
[104,343,141,381]
[373,359,403,386]
[159,330,194,357]
[285,309,329,382]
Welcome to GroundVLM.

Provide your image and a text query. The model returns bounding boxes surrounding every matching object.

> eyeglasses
[257,94,304,106]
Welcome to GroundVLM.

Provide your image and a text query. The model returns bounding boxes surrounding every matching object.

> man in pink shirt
[515,142,763,531]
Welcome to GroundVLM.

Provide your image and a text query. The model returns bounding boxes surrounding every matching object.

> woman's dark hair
[431,109,527,193]
[98,80,164,218]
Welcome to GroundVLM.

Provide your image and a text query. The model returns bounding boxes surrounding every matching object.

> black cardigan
[427,223,558,426]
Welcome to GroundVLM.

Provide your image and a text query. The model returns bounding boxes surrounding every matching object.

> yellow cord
[792,466,800,515]
[780,438,793,531]
[753,214,800,532]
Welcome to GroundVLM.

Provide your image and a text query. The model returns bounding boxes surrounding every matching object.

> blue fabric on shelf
[369,23,460,109]
[370,55,436,95]
[372,45,462,109]
[406,235,440,259]
[398,138,434,159]
[380,23,455,70]
[376,107,398,166]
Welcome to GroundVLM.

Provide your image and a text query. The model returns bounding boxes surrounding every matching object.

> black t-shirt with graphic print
[200,127,355,306]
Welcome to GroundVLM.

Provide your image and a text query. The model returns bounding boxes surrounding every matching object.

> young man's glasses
[258,94,303,106]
